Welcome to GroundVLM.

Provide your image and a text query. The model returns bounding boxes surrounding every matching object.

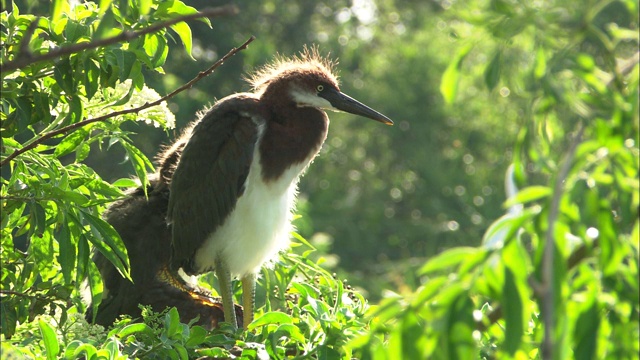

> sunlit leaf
[185,326,207,347]
[169,22,194,60]
[484,50,502,90]
[165,307,182,338]
[111,178,139,188]
[50,0,68,23]
[54,129,88,158]
[249,312,294,330]
[502,268,523,355]
[80,210,131,280]
[440,44,472,104]
[573,292,599,360]
[56,225,75,284]
[503,186,552,208]
[121,141,154,193]
[86,260,103,323]
[39,319,60,360]
[419,247,479,275]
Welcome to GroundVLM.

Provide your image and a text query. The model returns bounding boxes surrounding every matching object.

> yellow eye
[316,85,324,92]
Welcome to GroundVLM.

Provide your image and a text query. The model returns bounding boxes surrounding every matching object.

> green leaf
[1,301,18,339]
[84,57,101,100]
[185,326,207,347]
[50,0,68,23]
[445,294,476,359]
[30,202,46,237]
[573,297,599,360]
[144,33,169,68]
[80,210,131,280]
[86,260,104,322]
[502,267,523,355]
[482,208,539,249]
[534,48,547,79]
[84,179,124,198]
[54,129,88,158]
[75,142,91,162]
[53,58,75,94]
[110,79,135,107]
[440,44,472,104]
[56,225,75,284]
[165,307,182,338]
[112,49,138,82]
[75,230,90,282]
[94,6,118,39]
[138,0,152,15]
[484,50,501,90]
[39,319,60,360]
[249,312,294,330]
[196,348,231,357]
[169,22,194,60]
[175,344,188,360]
[112,178,139,188]
[98,0,113,15]
[419,247,479,275]
[503,185,552,208]
[117,323,156,338]
[121,141,154,192]
[412,276,448,307]
[71,343,98,359]
[272,323,306,343]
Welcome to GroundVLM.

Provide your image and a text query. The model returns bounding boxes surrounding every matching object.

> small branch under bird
[167,48,393,330]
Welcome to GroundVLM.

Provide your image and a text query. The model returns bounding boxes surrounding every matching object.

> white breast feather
[193,124,318,277]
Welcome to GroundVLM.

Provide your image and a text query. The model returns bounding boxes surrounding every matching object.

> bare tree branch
[0,6,239,73]
[0,36,256,167]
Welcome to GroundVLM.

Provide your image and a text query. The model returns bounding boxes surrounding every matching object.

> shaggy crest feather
[246,46,339,93]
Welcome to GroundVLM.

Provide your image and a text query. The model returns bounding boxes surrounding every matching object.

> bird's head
[247,47,393,125]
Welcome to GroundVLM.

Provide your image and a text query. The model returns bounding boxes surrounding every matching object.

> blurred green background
[16,0,631,301]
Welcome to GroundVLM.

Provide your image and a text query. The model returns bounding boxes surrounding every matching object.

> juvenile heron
[168,49,393,330]
[88,139,242,329]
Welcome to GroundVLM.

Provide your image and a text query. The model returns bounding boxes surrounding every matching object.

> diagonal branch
[0,5,239,73]
[0,35,256,168]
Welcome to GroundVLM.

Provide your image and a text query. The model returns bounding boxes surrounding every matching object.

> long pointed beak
[319,88,394,125]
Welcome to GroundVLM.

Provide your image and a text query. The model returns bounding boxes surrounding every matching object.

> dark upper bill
[318,87,394,125]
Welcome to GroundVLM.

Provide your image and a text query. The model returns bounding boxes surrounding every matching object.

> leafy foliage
[3,238,369,359]
[347,0,639,358]
[1,0,191,340]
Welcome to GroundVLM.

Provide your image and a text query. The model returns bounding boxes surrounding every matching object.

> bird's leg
[215,257,237,330]
[241,273,256,329]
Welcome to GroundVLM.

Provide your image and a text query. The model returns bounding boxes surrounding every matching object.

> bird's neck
[259,105,329,182]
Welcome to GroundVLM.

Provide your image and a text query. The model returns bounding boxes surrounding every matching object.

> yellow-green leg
[215,258,237,330]
[241,273,256,329]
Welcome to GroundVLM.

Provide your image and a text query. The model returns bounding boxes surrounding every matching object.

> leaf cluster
[349,0,639,358]
[1,0,201,340]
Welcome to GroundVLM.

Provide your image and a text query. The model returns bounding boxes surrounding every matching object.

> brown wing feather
[167,95,262,273]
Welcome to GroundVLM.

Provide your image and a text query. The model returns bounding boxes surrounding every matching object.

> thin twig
[0,36,256,167]
[0,6,239,73]
[0,289,39,298]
